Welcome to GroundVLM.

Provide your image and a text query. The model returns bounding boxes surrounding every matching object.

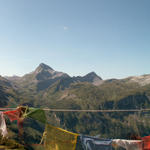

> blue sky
[0,0,150,79]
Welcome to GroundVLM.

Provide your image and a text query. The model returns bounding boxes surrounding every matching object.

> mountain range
[1,63,150,149]
[2,63,150,108]
[5,63,150,90]
[6,63,103,89]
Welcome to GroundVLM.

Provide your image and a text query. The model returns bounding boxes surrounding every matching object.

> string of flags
[0,106,150,150]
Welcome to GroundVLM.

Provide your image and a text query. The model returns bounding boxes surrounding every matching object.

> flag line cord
[1,108,150,112]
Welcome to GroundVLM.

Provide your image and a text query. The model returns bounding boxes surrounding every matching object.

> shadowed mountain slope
[0,76,17,107]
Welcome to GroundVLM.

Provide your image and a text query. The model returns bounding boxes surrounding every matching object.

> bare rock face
[82,72,103,85]
[126,74,150,86]
[5,75,21,81]
[73,72,103,85]
[34,63,55,75]
[34,63,69,81]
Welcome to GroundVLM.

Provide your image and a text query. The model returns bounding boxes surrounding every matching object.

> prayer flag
[80,135,112,150]
[0,112,8,137]
[25,108,46,124]
[142,136,150,150]
[44,124,78,150]
[112,139,143,150]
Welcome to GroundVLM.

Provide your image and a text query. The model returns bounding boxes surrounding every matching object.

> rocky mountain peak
[84,72,102,81]
[85,72,102,80]
[34,63,55,75]
[36,63,54,71]
[73,72,103,86]
[32,63,69,82]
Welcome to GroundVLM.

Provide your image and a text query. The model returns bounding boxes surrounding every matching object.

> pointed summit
[35,63,54,75]
[37,63,54,71]
[85,72,102,80]
[73,72,102,85]
[83,72,102,85]
[33,63,69,82]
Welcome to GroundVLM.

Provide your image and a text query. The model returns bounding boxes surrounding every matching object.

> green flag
[25,108,46,124]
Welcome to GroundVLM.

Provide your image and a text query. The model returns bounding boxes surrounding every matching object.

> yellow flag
[44,124,78,150]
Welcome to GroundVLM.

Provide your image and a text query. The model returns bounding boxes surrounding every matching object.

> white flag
[0,111,8,137]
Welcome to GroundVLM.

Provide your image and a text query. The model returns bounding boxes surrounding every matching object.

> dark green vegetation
[1,63,150,149]
[0,135,25,149]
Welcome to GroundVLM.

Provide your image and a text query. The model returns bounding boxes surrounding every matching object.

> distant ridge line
[1,108,150,112]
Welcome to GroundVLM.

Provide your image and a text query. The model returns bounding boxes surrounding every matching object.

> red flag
[4,109,21,122]
[4,107,27,136]
[142,136,150,150]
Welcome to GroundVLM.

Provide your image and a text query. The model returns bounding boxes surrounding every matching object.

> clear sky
[0,0,150,79]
